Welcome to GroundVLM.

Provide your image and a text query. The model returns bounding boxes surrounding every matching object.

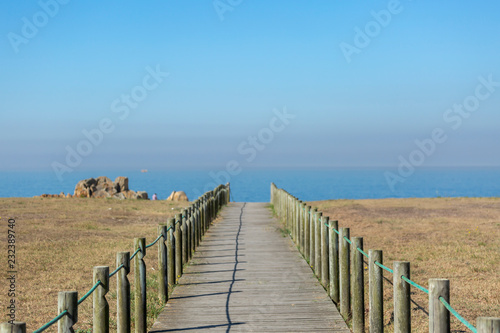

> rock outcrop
[73,177,148,199]
[166,191,189,202]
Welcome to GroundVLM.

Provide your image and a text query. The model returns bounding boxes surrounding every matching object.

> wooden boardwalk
[150,202,349,333]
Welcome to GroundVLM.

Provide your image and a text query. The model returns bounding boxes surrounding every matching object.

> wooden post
[186,207,192,261]
[0,322,26,333]
[182,210,188,265]
[194,203,199,251]
[167,218,175,292]
[394,261,410,333]
[117,252,130,333]
[300,203,306,253]
[321,216,329,288]
[58,291,78,333]
[304,205,311,261]
[175,214,183,282]
[477,317,500,332]
[351,237,364,333]
[369,250,383,333]
[339,227,351,320]
[429,279,450,333]
[134,238,146,333]
[329,220,339,304]
[315,212,322,277]
[309,209,316,271]
[93,266,109,333]
[158,226,168,303]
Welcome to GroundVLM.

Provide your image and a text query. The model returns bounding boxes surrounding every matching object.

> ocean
[0,168,499,202]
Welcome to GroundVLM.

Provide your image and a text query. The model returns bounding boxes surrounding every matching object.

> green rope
[325,223,340,235]
[439,296,477,333]
[375,260,393,274]
[77,280,101,305]
[33,310,68,333]
[109,264,124,278]
[146,234,163,248]
[357,247,369,258]
[401,275,429,294]
[343,236,352,245]
[130,248,141,260]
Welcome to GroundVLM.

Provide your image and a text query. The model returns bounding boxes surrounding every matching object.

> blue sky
[1,0,499,174]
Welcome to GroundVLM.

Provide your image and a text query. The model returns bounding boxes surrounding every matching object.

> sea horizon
[1,166,499,202]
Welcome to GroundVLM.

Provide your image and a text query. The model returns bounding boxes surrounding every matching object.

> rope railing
[32,310,68,333]
[145,234,163,248]
[77,280,102,305]
[270,183,499,333]
[8,183,231,333]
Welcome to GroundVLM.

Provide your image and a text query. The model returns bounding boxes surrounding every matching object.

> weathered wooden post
[167,218,175,292]
[193,204,198,251]
[93,266,109,333]
[310,208,317,271]
[296,200,302,247]
[58,291,78,333]
[477,317,500,332]
[117,252,131,333]
[394,261,410,333]
[429,279,450,333]
[321,216,329,288]
[339,227,351,320]
[175,214,183,282]
[315,212,322,276]
[158,226,168,304]
[0,322,26,333]
[369,249,383,333]
[304,205,311,261]
[182,210,188,265]
[329,220,339,304]
[187,207,192,260]
[134,238,146,333]
[300,202,306,253]
[351,237,364,333]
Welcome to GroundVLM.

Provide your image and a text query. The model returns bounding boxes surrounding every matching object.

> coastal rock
[74,179,94,198]
[70,176,147,200]
[114,176,129,192]
[166,191,189,202]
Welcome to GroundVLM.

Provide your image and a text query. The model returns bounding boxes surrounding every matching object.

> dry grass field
[0,197,189,332]
[311,197,500,333]
[1,196,498,332]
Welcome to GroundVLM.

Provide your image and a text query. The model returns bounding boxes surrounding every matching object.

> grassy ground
[0,197,189,332]
[1,197,498,332]
[309,197,500,333]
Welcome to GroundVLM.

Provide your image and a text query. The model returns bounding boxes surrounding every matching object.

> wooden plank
[150,202,350,332]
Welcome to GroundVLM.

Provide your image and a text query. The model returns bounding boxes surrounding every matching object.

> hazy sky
[1,1,499,174]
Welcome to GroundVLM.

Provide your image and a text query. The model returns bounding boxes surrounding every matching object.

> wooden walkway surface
[150,202,349,333]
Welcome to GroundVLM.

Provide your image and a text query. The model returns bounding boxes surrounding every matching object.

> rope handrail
[33,310,67,333]
[401,275,429,294]
[439,296,477,332]
[130,248,141,260]
[356,247,369,258]
[109,264,124,278]
[146,234,163,248]
[374,260,394,274]
[78,280,102,305]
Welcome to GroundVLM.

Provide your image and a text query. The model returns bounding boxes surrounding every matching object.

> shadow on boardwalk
[150,202,349,332]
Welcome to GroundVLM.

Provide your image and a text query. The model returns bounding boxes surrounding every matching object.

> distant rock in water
[166,191,189,202]
[72,176,148,200]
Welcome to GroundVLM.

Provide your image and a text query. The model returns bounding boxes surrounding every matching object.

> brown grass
[311,197,500,333]
[0,197,189,332]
